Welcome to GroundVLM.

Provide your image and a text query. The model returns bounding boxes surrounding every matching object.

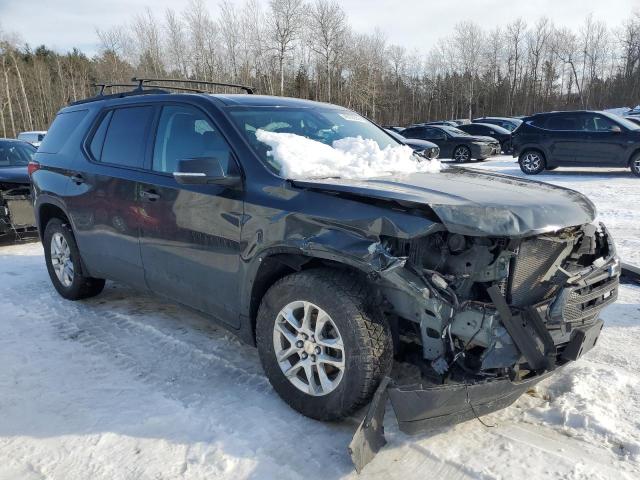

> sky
[0,0,638,55]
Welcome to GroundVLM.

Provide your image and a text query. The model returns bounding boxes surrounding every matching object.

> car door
[65,105,156,289]
[544,113,585,164]
[581,113,627,166]
[137,103,244,328]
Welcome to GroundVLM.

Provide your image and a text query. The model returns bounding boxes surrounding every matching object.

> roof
[209,94,345,109]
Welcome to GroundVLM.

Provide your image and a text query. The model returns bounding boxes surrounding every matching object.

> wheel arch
[37,199,71,240]
[245,250,373,345]
[627,147,640,166]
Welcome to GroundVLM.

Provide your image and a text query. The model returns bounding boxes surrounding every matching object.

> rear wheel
[630,153,640,177]
[519,150,546,175]
[453,145,472,163]
[256,269,392,421]
[44,218,105,300]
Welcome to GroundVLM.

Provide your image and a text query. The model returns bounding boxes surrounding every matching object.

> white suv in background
[17,131,47,147]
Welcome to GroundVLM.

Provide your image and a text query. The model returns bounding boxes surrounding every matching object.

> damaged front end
[0,183,37,238]
[350,222,619,471]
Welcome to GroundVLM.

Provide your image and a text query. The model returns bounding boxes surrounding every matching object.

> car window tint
[584,114,618,132]
[545,114,583,131]
[38,110,88,154]
[0,142,35,166]
[402,127,423,139]
[153,105,235,175]
[101,106,154,168]
[88,110,113,161]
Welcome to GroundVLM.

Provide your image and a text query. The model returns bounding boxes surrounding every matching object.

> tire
[453,145,472,163]
[630,153,640,177]
[519,149,546,175]
[43,218,105,300]
[256,268,393,421]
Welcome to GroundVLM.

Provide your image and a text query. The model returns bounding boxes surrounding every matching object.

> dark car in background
[0,139,37,236]
[472,116,522,132]
[511,110,640,176]
[401,124,499,162]
[384,128,440,159]
[457,122,512,153]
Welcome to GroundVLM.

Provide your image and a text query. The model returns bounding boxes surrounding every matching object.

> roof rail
[131,77,255,94]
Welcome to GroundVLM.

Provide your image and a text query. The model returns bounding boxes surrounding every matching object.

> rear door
[137,103,244,328]
[543,113,586,164]
[65,105,156,288]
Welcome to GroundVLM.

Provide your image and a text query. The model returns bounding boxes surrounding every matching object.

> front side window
[583,114,619,132]
[99,106,154,168]
[152,105,235,175]
[0,141,35,166]
[228,107,400,174]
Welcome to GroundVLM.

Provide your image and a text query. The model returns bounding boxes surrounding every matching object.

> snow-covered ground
[0,156,639,479]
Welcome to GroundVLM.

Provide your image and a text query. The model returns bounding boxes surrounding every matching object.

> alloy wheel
[50,232,74,287]
[272,300,345,396]
[454,146,470,162]
[521,152,543,173]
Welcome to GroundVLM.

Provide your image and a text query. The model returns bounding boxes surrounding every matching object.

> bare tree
[266,0,304,96]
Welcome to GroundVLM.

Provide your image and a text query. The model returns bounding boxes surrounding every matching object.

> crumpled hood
[0,166,29,185]
[292,167,596,237]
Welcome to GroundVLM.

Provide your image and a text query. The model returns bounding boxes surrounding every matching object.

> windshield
[441,126,470,137]
[0,141,35,167]
[604,112,640,130]
[229,107,405,173]
[228,106,440,179]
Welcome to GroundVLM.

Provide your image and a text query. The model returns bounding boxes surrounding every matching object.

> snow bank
[255,129,441,180]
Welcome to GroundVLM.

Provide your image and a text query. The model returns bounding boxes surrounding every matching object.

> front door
[581,113,627,166]
[138,104,244,328]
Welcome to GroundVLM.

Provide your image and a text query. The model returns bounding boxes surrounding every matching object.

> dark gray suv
[29,80,620,470]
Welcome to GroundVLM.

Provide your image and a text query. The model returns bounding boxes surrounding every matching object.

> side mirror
[173,157,241,187]
[610,125,622,133]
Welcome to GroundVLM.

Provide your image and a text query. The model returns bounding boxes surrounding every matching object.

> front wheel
[256,269,392,421]
[630,153,640,177]
[453,145,472,163]
[44,218,105,300]
[519,150,546,174]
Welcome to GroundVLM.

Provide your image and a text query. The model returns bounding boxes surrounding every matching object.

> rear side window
[38,110,88,153]
[545,114,584,131]
[99,106,154,168]
[89,110,113,160]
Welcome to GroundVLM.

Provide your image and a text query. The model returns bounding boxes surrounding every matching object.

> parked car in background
[384,128,440,159]
[457,122,512,153]
[382,125,405,132]
[472,117,522,132]
[401,124,499,162]
[17,130,47,147]
[511,110,640,176]
[30,81,619,472]
[421,120,459,127]
[0,139,37,236]
[623,116,640,127]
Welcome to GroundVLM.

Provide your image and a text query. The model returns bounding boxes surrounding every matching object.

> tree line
[1,0,639,137]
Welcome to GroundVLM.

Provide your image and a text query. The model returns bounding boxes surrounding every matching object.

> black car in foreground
[384,128,440,159]
[512,110,640,176]
[401,124,499,161]
[30,80,620,471]
[457,122,512,153]
[473,116,522,132]
[0,139,37,236]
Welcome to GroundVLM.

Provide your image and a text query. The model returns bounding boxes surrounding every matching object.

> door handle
[140,189,160,201]
[70,173,85,185]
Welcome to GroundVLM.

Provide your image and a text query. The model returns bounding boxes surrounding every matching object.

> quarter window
[152,105,235,175]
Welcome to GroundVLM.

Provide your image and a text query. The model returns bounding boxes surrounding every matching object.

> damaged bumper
[0,186,36,236]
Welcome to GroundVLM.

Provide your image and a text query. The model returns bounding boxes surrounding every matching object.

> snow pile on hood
[255,129,441,180]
